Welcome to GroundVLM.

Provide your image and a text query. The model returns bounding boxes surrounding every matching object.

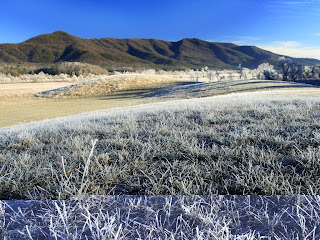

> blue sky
[1,0,320,59]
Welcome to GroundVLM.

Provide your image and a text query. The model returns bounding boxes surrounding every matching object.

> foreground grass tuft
[2,195,320,239]
[0,94,320,199]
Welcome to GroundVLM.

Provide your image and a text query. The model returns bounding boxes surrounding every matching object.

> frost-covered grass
[0,93,320,199]
[145,78,319,100]
[0,71,100,84]
[2,195,320,239]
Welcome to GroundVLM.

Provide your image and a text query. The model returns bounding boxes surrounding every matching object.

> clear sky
[1,0,320,59]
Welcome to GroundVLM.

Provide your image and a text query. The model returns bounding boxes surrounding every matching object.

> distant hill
[0,31,319,69]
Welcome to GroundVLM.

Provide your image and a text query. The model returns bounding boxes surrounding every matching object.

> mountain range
[0,31,319,70]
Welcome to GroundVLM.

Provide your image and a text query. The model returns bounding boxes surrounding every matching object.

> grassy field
[1,74,319,128]
[35,74,190,98]
[1,74,320,239]
[1,75,320,198]
[1,90,320,199]
[0,74,190,127]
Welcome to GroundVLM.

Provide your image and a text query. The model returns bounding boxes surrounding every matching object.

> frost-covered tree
[303,66,315,79]
[311,65,320,78]
[256,63,278,80]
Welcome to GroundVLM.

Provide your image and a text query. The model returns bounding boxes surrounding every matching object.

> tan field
[0,82,75,108]
[1,74,320,128]
[0,75,190,128]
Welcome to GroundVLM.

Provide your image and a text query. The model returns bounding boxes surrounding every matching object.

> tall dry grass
[35,74,189,98]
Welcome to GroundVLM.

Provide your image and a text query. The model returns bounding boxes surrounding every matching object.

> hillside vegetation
[1,31,319,70]
[0,62,109,77]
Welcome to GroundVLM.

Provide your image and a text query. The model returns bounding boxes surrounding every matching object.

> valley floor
[1,75,320,128]
[0,77,189,128]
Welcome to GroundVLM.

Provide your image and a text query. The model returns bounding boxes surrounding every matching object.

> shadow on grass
[99,81,200,100]
[296,79,320,86]
[141,79,320,99]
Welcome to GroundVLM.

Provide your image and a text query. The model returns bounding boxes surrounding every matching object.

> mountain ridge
[0,31,319,69]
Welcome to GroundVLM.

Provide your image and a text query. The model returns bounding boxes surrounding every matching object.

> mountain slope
[0,31,319,69]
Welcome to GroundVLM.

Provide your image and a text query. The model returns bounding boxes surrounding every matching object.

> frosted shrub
[0,72,111,84]
[256,63,278,80]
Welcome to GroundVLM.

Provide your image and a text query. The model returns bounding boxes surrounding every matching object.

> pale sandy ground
[1,78,320,128]
[0,79,187,128]
[0,82,75,97]
[0,82,75,108]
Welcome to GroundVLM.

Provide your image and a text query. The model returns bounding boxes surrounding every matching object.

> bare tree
[276,57,303,82]
[206,71,214,81]
[276,57,291,81]
[237,64,243,79]
[216,71,221,81]
[288,62,303,82]
[263,69,278,80]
